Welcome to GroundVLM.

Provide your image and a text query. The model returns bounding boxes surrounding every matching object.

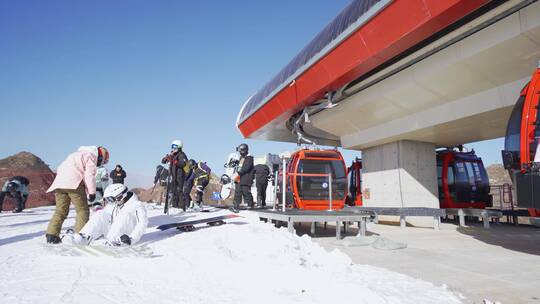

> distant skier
[92,165,109,209]
[192,161,211,209]
[153,164,170,204]
[45,146,109,244]
[162,139,189,210]
[110,165,127,184]
[0,176,30,213]
[231,143,254,212]
[183,159,197,208]
[63,183,148,246]
[253,164,270,208]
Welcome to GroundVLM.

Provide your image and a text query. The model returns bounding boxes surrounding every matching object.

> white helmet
[171,139,183,151]
[104,183,128,205]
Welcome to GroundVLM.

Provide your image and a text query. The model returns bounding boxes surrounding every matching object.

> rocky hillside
[486,164,512,186]
[0,152,56,210]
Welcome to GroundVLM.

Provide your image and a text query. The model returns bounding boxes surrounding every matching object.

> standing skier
[192,161,211,209]
[231,143,254,212]
[63,183,148,246]
[162,139,188,210]
[0,176,30,213]
[110,165,127,184]
[253,163,270,208]
[183,159,197,208]
[45,146,109,244]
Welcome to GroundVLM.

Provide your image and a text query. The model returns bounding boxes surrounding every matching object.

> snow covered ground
[0,204,463,304]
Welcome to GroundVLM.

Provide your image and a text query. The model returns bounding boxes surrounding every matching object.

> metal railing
[490,183,515,210]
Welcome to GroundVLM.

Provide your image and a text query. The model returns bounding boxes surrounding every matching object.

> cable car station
[238,0,540,227]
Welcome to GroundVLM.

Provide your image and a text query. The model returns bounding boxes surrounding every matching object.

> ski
[156,214,241,231]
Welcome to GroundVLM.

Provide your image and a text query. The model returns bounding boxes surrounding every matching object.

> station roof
[237,0,493,142]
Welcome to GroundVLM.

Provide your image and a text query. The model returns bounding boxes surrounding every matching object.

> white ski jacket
[80,192,148,245]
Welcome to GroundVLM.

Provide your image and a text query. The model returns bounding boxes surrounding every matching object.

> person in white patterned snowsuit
[91,165,109,208]
[68,183,148,246]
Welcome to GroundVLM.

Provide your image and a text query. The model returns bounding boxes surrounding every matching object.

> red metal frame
[239,0,491,139]
[286,149,347,210]
[438,150,487,209]
[519,68,540,169]
[518,67,540,217]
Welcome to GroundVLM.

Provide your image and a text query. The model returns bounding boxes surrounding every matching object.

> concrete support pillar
[362,140,439,227]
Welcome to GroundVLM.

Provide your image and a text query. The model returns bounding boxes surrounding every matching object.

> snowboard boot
[229,206,239,213]
[12,208,22,213]
[46,234,62,244]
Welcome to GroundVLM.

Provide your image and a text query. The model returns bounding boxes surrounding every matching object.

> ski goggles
[171,144,180,150]
[104,189,128,204]
[104,196,120,204]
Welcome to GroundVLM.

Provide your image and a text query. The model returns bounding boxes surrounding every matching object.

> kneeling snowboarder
[64,183,148,246]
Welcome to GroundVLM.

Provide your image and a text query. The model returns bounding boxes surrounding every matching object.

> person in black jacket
[0,176,30,213]
[162,139,188,210]
[183,159,197,208]
[253,164,270,208]
[110,165,127,184]
[231,143,254,212]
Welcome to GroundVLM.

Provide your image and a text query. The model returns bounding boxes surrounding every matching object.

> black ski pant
[183,179,194,206]
[234,184,253,209]
[195,178,209,205]
[0,191,27,212]
[256,181,268,207]
[171,171,186,210]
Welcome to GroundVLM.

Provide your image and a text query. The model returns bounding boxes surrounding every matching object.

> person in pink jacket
[45,146,109,244]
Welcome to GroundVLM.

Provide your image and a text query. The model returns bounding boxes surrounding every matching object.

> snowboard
[44,243,153,258]
[156,214,241,231]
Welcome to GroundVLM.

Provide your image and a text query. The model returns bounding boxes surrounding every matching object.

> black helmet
[220,174,231,185]
[188,159,197,169]
[237,143,249,156]
[6,182,18,193]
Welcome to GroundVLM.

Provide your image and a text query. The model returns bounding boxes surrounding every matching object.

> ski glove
[120,234,131,245]
[88,194,96,202]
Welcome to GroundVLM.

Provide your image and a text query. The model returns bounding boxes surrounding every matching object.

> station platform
[256,209,374,239]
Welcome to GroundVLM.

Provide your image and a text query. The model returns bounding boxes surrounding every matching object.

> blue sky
[0,0,504,187]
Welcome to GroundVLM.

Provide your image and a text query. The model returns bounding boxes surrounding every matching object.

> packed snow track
[0,205,462,304]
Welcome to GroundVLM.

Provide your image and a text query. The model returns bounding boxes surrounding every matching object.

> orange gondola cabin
[278,149,348,211]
